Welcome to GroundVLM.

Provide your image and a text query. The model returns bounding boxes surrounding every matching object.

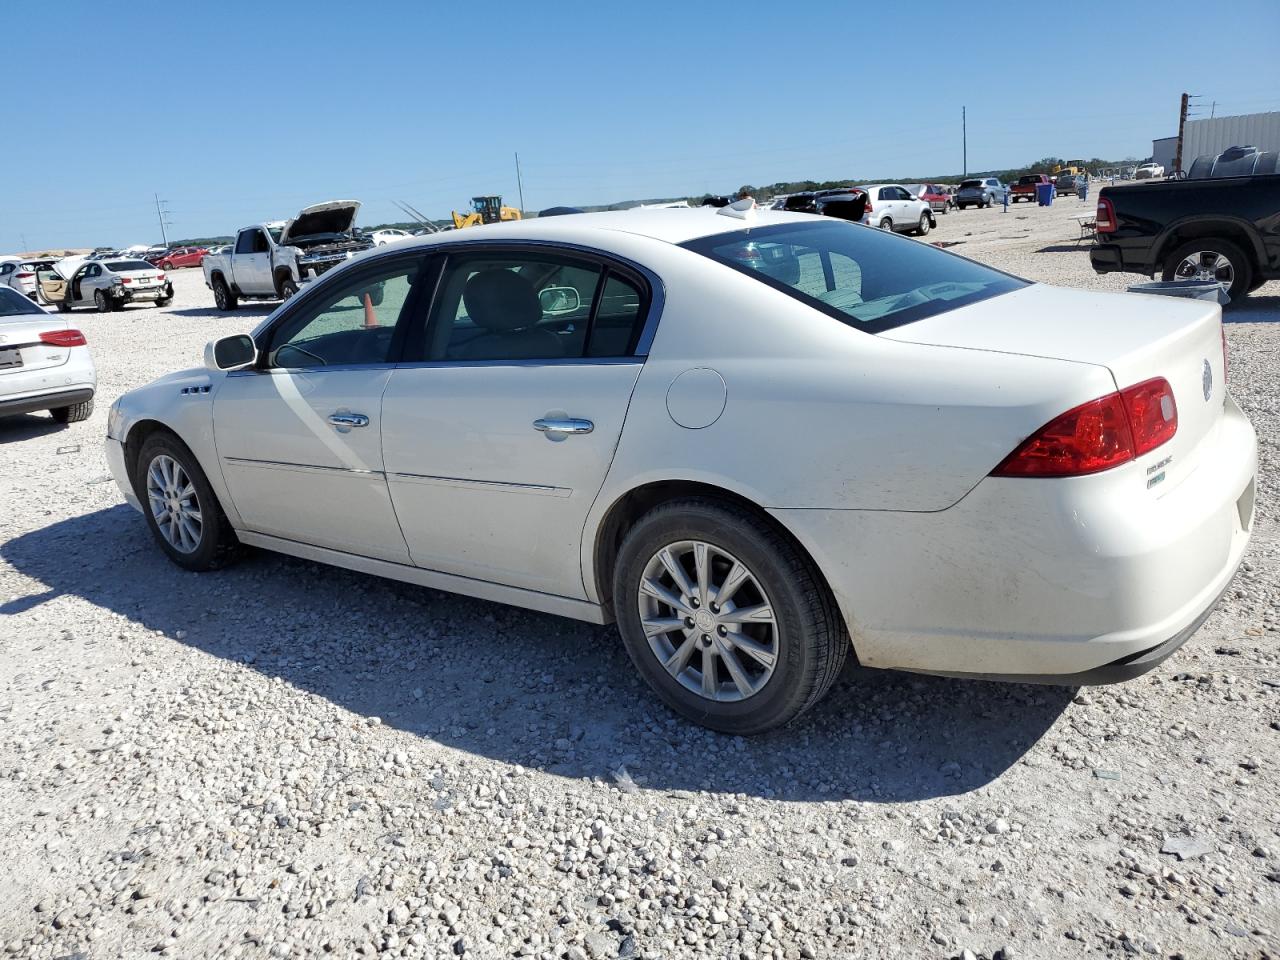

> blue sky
[3,0,1278,250]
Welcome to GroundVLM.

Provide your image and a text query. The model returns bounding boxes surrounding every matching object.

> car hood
[281,201,361,244]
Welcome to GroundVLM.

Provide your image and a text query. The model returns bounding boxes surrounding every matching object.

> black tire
[56,298,71,313]
[878,218,893,232]
[133,431,241,572]
[277,275,299,300]
[982,194,991,208]
[213,275,238,312]
[50,398,93,423]
[612,498,848,735]
[1247,277,1268,293]
[915,213,932,236]
[1161,238,1254,303]
[957,203,967,210]
[156,297,171,307]
[94,290,109,312]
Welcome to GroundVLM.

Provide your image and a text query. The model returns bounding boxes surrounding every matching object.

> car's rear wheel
[1162,238,1254,303]
[135,432,241,571]
[613,498,848,735]
[50,398,93,423]
[94,290,109,312]
[879,218,893,231]
[916,213,931,235]
[212,275,238,311]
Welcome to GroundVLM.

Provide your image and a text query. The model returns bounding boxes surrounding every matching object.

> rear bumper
[0,386,94,418]
[772,396,1257,683]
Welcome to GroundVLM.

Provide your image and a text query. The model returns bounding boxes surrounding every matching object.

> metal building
[1153,111,1280,171]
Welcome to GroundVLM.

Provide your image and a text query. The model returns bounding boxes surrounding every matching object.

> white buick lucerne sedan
[104,207,1256,734]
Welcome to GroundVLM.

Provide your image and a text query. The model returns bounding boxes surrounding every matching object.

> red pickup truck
[1010,174,1052,203]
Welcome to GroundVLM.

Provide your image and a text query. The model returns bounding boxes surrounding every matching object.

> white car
[370,228,412,246]
[40,257,173,312]
[0,257,55,299]
[1135,163,1165,180]
[104,208,1256,734]
[859,184,935,235]
[0,287,96,423]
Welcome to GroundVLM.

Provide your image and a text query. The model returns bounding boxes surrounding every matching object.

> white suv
[0,287,96,423]
[860,184,935,235]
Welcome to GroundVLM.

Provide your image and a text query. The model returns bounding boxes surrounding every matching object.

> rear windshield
[106,260,154,272]
[959,179,982,189]
[681,220,1024,334]
[1018,175,1039,185]
[0,287,44,316]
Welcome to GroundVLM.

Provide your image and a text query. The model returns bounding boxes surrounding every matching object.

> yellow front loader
[451,195,522,229]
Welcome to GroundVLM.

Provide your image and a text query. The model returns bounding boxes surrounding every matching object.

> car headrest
[462,269,541,333]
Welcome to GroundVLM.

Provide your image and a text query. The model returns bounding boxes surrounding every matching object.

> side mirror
[538,285,581,316]
[205,334,256,372]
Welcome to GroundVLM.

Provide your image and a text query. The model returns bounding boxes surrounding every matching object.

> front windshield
[268,226,284,243]
[681,220,1025,334]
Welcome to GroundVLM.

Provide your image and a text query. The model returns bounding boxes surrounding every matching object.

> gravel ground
[2,204,1278,960]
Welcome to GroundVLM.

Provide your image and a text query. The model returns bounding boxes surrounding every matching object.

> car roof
[390,207,824,249]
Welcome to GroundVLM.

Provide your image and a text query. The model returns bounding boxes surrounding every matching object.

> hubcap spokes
[638,540,778,703]
[1177,251,1233,286]
[145,454,202,553]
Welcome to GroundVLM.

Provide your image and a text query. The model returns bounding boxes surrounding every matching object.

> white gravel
[2,204,1278,960]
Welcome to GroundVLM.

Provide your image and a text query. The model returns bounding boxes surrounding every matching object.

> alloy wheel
[146,454,203,553]
[636,540,778,702]
[1174,251,1235,288]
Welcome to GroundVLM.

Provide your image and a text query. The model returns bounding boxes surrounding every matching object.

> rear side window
[0,287,43,316]
[682,220,1024,334]
[421,251,648,362]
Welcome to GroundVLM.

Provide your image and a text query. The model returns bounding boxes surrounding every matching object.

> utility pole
[154,193,173,247]
[962,106,967,177]
[1210,100,1216,119]
[514,152,526,213]
[1173,92,1191,176]
[20,232,28,254]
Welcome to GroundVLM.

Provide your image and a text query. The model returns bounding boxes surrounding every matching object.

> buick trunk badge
[1202,359,1213,401]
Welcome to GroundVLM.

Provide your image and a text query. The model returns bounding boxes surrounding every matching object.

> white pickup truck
[202,200,372,311]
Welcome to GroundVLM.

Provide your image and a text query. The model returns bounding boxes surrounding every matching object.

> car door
[893,186,918,222]
[77,264,101,304]
[212,252,429,562]
[380,245,655,598]
[234,228,270,293]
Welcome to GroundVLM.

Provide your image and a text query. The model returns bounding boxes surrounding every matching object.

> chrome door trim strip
[223,456,383,477]
[387,472,570,497]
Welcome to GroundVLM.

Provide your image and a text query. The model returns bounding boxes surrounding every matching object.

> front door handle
[328,412,369,428]
[533,417,594,435]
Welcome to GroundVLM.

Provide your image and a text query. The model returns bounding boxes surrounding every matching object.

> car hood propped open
[280,201,361,244]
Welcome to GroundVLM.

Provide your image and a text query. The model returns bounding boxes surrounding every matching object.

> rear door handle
[533,417,594,435]
[328,413,369,428]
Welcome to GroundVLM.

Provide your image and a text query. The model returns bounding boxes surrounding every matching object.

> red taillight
[121,276,132,284]
[993,378,1177,478]
[39,329,87,347]
[1095,197,1116,234]
[1121,377,1178,456]
[16,271,34,279]
[156,273,165,281]
[864,199,873,213]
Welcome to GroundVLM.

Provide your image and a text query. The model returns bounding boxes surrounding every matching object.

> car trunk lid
[0,313,74,388]
[881,283,1228,494]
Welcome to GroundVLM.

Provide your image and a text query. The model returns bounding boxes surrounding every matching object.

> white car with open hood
[105,207,1256,734]
[201,200,373,311]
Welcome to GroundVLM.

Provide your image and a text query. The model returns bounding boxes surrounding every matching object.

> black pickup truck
[1090,174,1280,302]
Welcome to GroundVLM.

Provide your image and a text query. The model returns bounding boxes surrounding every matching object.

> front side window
[422,251,646,362]
[266,259,421,368]
[252,231,271,254]
[682,220,1024,334]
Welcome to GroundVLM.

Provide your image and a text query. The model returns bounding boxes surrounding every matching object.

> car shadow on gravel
[0,412,70,442]
[3,506,1075,803]
[1225,294,1280,323]
[168,305,276,319]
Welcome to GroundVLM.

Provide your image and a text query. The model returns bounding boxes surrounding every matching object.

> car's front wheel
[613,499,848,735]
[916,213,931,235]
[135,432,241,571]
